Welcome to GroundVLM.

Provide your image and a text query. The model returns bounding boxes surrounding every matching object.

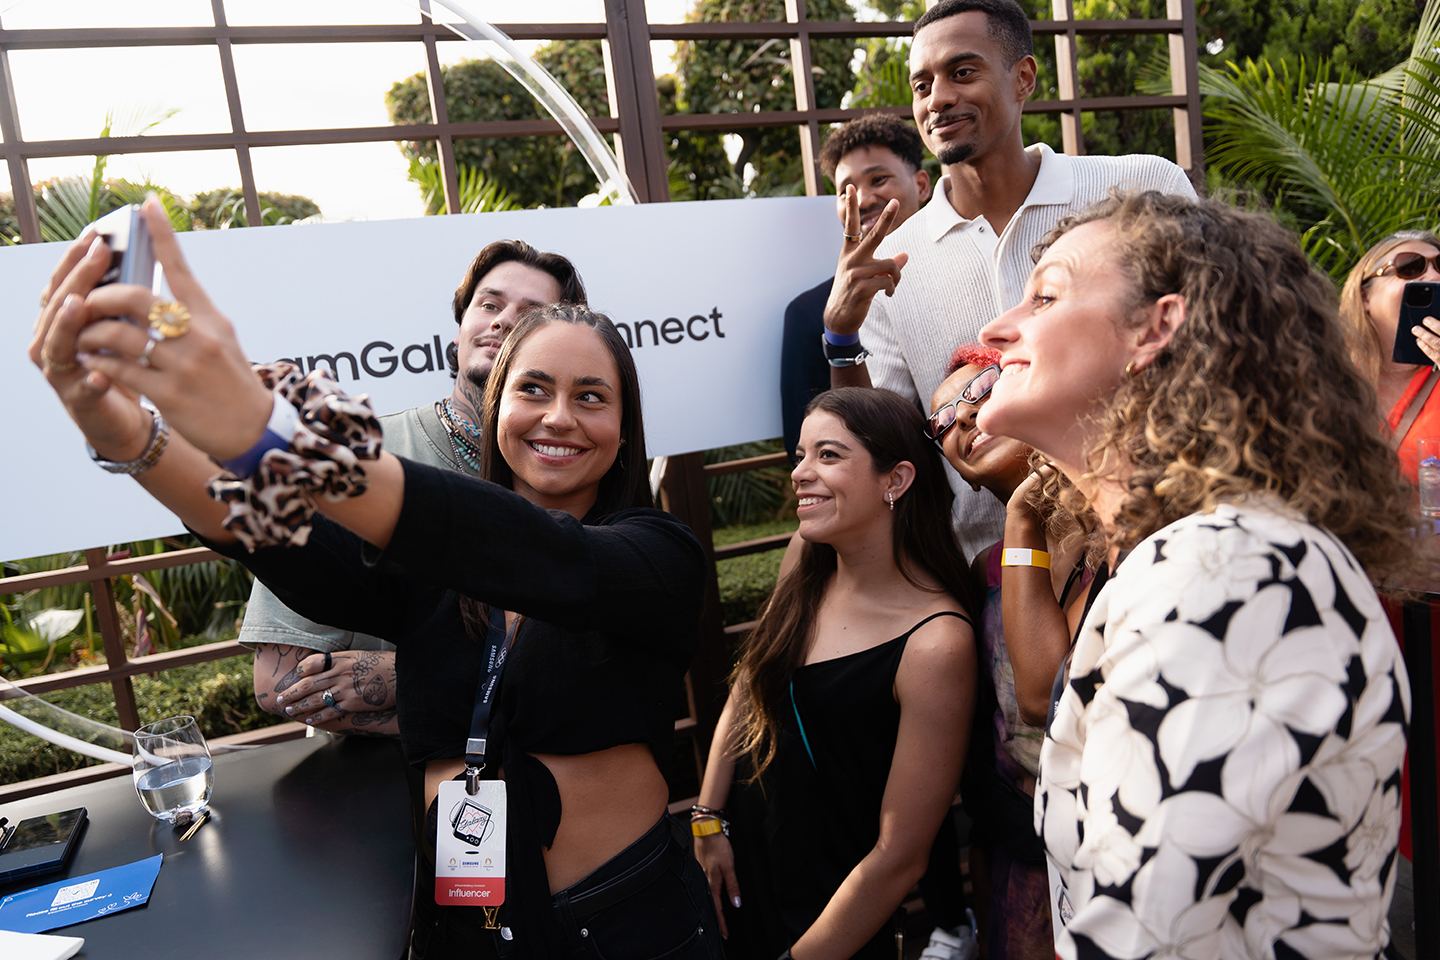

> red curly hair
[945,342,1002,377]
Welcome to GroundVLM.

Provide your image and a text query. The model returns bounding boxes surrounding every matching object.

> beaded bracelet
[88,400,169,476]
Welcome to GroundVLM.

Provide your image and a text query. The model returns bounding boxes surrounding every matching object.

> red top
[1388,366,1440,483]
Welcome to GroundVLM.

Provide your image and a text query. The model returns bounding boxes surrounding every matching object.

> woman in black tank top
[693,388,981,960]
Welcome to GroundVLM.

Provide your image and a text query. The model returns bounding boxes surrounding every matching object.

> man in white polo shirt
[825,0,1195,558]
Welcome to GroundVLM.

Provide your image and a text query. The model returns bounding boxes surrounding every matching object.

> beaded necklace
[436,399,483,473]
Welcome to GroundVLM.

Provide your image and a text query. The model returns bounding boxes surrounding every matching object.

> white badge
[435,779,507,906]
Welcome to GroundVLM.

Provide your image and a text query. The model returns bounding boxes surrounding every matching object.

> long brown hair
[1338,229,1440,387]
[460,303,653,639]
[730,388,979,780]
[1037,191,1422,585]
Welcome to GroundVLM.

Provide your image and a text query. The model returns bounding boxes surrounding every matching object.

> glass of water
[132,716,213,825]
[1420,439,1440,519]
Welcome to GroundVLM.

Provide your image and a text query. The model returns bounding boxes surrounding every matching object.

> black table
[0,734,415,959]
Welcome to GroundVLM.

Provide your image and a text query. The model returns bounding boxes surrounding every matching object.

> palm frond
[407,157,520,214]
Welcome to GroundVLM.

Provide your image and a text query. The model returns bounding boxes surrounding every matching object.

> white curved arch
[403,0,640,206]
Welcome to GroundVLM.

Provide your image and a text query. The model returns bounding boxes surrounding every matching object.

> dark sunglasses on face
[925,364,1001,441]
[1369,250,1440,282]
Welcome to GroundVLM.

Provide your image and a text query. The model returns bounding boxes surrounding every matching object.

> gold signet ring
[148,301,192,339]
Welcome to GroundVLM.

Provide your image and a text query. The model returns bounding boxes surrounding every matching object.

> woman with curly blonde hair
[979,191,1419,959]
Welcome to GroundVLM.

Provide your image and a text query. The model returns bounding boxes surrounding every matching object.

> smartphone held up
[1393,281,1440,366]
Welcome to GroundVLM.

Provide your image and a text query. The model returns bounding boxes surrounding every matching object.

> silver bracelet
[88,400,169,475]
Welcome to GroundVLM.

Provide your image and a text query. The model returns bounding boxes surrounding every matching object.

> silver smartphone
[89,204,155,291]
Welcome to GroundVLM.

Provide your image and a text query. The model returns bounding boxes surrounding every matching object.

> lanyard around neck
[465,605,515,795]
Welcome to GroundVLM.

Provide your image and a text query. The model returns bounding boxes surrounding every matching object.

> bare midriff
[424,742,668,893]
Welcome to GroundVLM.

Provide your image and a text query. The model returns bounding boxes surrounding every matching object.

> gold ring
[843,233,862,242]
[42,350,79,374]
[40,293,50,309]
[148,300,192,339]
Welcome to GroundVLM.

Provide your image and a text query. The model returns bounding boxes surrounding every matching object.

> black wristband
[821,333,870,368]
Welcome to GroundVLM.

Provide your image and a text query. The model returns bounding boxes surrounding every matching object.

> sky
[1,0,696,222]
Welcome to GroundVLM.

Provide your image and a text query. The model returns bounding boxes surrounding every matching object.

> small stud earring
[887,492,895,511]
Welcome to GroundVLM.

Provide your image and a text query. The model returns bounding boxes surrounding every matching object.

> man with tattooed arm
[241,241,586,734]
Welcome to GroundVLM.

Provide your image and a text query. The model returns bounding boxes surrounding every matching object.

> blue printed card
[0,855,163,933]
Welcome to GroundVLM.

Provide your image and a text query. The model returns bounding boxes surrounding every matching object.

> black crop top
[204,457,706,952]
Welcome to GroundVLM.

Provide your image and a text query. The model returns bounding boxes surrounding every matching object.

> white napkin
[0,929,84,960]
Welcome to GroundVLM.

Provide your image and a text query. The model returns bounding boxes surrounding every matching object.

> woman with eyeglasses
[924,343,1086,960]
[692,387,980,960]
[1338,230,1440,483]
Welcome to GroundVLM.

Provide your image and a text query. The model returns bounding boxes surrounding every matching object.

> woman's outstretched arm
[34,197,407,549]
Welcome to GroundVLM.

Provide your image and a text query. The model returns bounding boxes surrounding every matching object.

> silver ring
[137,329,162,368]
[322,689,336,708]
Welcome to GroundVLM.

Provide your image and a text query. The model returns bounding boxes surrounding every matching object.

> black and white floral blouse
[1038,502,1410,960]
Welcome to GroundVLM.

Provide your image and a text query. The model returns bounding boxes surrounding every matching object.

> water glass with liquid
[1420,438,1440,518]
[132,716,213,825]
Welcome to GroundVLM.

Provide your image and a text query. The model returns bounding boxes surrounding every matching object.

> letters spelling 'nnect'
[613,308,725,350]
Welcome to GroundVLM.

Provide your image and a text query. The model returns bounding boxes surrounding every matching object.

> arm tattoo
[273,648,307,691]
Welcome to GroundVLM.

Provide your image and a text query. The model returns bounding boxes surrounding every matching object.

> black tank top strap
[897,609,972,641]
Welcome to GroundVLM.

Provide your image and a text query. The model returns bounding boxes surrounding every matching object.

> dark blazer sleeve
[780,277,835,464]
[371,458,706,644]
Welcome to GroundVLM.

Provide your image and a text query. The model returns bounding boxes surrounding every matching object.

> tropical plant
[406,157,520,214]
[1197,0,1440,281]
[189,188,321,229]
[704,440,793,527]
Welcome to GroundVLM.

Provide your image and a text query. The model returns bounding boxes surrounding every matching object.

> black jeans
[412,815,723,960]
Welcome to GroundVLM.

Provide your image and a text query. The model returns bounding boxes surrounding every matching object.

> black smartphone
[1393,281,1440,366]
[450,798,492,847]
[0,807,87,885]
[88,204,155,291]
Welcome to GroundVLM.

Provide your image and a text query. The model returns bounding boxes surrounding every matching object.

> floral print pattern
[1038,503,1410,960]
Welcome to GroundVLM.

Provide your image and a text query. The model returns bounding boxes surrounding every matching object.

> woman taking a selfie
[978,192,1417,959]
[694,387,978,960]
[30,200,721,960]
[1338,229,1440,482]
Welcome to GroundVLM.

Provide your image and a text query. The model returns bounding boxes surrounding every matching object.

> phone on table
[0,807,87,885]
[1393,281,1440,365]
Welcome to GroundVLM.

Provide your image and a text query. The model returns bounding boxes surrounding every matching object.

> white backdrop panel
[0,197,840,559]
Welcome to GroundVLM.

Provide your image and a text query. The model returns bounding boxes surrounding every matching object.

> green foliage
[714,519,798,626]
[406,157,520,215]
[0,655,282,783]
[1,539,253,679]
[189,189,321,229]
[387,40,611,209]
[704,439,794,527]
[673,0,858,195]
[1198,0,1440,281]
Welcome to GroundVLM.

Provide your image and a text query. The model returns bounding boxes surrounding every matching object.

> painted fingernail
[732,896,741,908]
[305,717,314,724]
[284,706,294,715]
[274,694,283,705]
[75,352,93,363]
[87,236,106,257]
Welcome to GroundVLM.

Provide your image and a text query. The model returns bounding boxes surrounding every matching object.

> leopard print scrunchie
[206,362,383,551]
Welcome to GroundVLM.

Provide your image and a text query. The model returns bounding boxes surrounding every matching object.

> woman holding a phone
[1338,229,1440,480]
[30,199,722,960]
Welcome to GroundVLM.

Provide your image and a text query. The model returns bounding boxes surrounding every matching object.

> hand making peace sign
[821,184,911,338]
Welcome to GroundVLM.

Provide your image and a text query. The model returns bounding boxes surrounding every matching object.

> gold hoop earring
[1124,359,1138,379]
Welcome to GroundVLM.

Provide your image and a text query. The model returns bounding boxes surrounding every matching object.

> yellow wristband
[1001,548,1051,569]
[691,817,723,837]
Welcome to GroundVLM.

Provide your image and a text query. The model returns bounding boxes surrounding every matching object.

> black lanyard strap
[465,605,515,794]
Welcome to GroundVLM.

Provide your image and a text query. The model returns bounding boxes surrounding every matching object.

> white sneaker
[918,909,979,960]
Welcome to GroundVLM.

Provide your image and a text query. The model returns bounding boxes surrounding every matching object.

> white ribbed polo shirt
[863,143,1197,559]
